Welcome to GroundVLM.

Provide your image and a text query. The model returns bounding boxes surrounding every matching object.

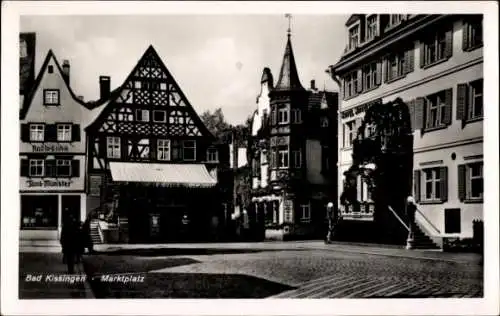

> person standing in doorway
[60,215,78,274]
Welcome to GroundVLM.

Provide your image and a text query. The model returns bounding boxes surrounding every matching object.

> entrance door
[62,195,81,224]
[160,206,188,242]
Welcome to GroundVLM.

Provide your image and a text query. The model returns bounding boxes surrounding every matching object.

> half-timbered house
[85,46,230,243]
[19,49,88,244]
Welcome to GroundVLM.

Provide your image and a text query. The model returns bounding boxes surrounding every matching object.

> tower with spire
[247,15,339,241]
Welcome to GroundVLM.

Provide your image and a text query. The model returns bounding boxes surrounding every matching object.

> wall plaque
[31,143,71,153]
[26,179,73,188]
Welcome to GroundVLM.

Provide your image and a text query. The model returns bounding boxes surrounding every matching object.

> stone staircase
[90,219,102,244]
[411,223,440,249]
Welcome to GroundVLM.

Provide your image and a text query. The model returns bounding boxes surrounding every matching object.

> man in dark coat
[60,216,78,273]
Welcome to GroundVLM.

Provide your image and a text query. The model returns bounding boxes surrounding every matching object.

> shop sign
[31,143,71,153]
[26,179,73,188]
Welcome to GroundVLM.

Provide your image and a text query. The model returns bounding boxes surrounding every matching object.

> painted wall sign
[31,143,71,153]
[26,179,73,188]
[341,98,382,119]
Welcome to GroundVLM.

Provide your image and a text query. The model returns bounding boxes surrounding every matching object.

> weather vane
[285,13,292,36]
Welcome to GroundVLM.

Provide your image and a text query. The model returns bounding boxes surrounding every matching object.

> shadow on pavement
[98,248,278,257]
[88,272,295,298]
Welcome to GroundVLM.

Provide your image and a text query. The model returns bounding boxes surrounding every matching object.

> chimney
[310,79,316,91]
[99,76,111,100]
[62,60,70,84]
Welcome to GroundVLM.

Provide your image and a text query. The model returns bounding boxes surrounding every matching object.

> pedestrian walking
[60,216,79,274]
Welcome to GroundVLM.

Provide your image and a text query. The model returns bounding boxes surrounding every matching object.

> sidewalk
[94,240,482,264]
[19,252,94,299]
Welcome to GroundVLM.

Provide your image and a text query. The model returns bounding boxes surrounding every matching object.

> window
[348,25,359,50]
[48,65,54,73]
[343,71,359,99]
[422,168,445,201]
[29,124,44,141]
[363,62,378,90]
[291,109,302,123]
[157,139,171,161]
[56,159,71,177]
[468,80,483,120]
[160,82,167,91]
[29,159,44,177]
[57,124,72,141]
[425,91,448,129]
[459,162,483,202]
[153,110,166,123]
[270,151,277,168]
[278,149,289,169]
[261,150,267,164]
[43,89,59,105]
[134,81,142,89]
[278,108,289,124]
[366,15,378,41]
[136,109,150,122]
[21,195,58,229]
[107,136,121,159]
[422,29,451,67]
[387,51,405,81]
[292,150,302,168]
[300,203,311,223]
[344,120,357,148]
[183,140,196,161]
[463,16,483,51]
[207,148,218,162]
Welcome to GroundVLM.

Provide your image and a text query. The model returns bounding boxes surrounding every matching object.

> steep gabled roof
[20,50,89,120]
[274,35,305,92]
[85,45,215,140]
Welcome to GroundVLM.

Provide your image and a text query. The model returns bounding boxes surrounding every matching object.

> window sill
[44,104,60,107]
[463,116,483,126]
[341,146,353,151]
[463,43,483,52]
[419,200,445,205]
[463,199,483,204]
[422,124,449,133]
[421,57,450,70]
[386,74,407,84]
[362,85,380,94]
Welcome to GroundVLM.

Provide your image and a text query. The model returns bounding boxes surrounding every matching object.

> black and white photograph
[1,1,499,315]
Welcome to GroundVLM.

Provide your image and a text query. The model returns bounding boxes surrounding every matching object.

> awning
[109,162,217,188]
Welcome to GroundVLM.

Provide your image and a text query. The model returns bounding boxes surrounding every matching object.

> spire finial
[285,13,292,37]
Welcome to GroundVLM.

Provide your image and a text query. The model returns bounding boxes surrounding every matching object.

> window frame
[467,162,483,201]
[344,120,357,148]
[56,124,72,142]
[423,29,449,67]
[157,139,171,161]
[278,107,289,125]
[468,80,483,121]
[152,110,167,123]
[278,149,289,169]
[56,159,71,177]
[29,124,45,142]
[106,136,121,159]
[207,147,219,163]
[425,91,447,130]
[422,168,442,202]
[29,159,45,177]
[136,109,150,122]
[182,140,196,161]
[292,150,302,168]
[463,16,483,51]
[363,62,378,91]
[291,109,302,124]
[43,89,60,106]
[365,14,378,42]
[348,24,360,50]
[300,203,311,223]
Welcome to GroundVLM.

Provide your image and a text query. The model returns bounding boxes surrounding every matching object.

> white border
[2,1,499,315]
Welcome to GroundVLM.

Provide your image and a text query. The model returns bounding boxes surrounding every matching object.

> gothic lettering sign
[31,143,70,153]
[341,98,383,119]
[26,179,73,188]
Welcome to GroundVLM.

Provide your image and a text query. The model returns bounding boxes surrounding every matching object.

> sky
[21,15,348,125]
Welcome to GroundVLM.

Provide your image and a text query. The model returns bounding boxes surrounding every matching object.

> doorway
[61,195,81,224]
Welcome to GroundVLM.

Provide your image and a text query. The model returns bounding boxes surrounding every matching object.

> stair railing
[387,205,409,231]
[415,207,440,235]
[96,220,104,243]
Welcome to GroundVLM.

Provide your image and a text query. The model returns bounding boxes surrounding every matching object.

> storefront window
[21,195,58,229]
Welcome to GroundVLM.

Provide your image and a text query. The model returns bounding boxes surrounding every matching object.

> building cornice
[330,15,447,74]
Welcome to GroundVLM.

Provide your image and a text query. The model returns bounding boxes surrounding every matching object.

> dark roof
[274,35,305,92]
[345,14,362,26]
[308,91,338,110]
[261,67,273,86]
[20,50,90,120]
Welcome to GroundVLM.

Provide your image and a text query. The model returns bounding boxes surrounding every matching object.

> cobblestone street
[82,241,483,298]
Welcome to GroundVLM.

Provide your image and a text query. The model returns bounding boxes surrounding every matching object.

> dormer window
[366,15,378,41]
[390,14,407,26]
[43,89,60,105]
[348,25,360,50]
[30,124,45,142]
[48,65,54,73]
[57,124,72,141]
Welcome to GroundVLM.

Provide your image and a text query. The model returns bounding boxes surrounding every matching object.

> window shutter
[99,138,106,159]
[45,159,56,177]
[458,164,466,201]
[440,166,448,202]
[150,138,157,160]
[46,124,57,141]
[462,22,469,51]
[456,83,468,121]
[419,41,426,68]
[408,99,416,132]
[356,69,363,93]
[20,159,29,177]
[120,137,127,159]
[405,46,415,74]
[383,59,389,83]
[443,88,453,125]
[445,29,453,58]
[414,170,421,203]
[71,160,80,177]
[375,61,382,85]
[414,97,425,130]
[355,118,363,138]
[72,124,81,141]
[271,109,277,125]
[21,124,30,142]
